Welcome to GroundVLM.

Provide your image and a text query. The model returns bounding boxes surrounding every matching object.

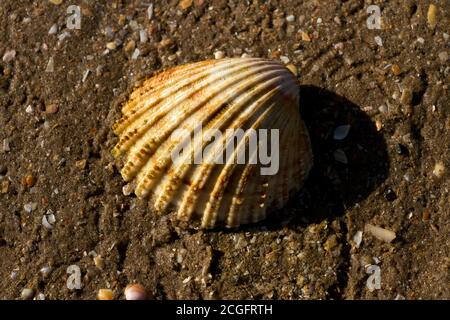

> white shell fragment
[112,58,313,228]
[364,223,396,243]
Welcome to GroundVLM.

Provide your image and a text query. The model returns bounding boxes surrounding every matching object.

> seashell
[112,58,313,228]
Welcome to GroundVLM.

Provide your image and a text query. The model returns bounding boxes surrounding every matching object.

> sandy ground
[0,0,449,300]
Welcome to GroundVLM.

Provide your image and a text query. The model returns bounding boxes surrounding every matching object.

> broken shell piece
[112,58,313,228]
[364,223,396,243]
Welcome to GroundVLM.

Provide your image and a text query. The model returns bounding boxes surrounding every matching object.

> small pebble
[391,64,401,76]
[333,125,351,140]
[300,31,311,42]
[45,57,54,72]
[365,224,396,243]
[432,162,445,178]
[24,202,38,213]
[25,105,34,114]
[416,37,425,44]
[438,51,448,64]
[22,174,35,187]
[353,231,363,248]
[2,50,16,63]
[147,3,154,19]
[427,4,437,29]
[39,266,53,278]
[286,15,295,22]
[2,139,10,152]
[21,288,34,300]
[45,104,59,114]
[124,284,147,300]
[374,36,383,47]
[214,51,225,59]
[48,24,58,35]
[122,184,133,196]
[139,30,148,43]
[49,0,63,4]
[131,48,140,60]
[400,88,413,105]
[97,289,114,300]
[106,41,117,50]
[35,293,46,300]
[93,255,104,269]
[124,40,136,53]
[279,55,290,64]
[334,149,348,164]
[179,0,193,10]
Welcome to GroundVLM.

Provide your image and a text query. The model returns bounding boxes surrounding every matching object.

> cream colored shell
[112,58,313,228]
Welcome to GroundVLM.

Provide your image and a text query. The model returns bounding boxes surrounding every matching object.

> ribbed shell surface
[112,58,313,228]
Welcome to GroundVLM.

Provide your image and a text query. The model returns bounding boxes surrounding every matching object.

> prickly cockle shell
[112,58,313,228]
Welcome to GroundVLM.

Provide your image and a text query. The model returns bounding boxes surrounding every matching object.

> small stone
[438,51,448,64]
[323,234,338,252]
[279,55,290,64]
[24,202,38,213]
[147,3,154,19]
[21,288,34,300]
[49,0,63,4]
[400,88,413,105]
[122,184,133,196]
[48,24,58,35]
[286,15,295,22]
[384,188,397,201]
[214,51,225,59]
[2,139,10,152]
[334,149,348,164]
[316,18,322,24]
[129,20,139,32]
[45,104,58,114]
[375,120,382,131]
[39,266,53,278]
[167,54,177,62]
[75,159,87,169]
[22,174,35,187]
[124,40,136,53]
[45,57,54,72]
[139,30,148,43]
[159,38,174,48]
[353,231,363,248]
[374,36,383,47]
[391,64,401,76]
[364,224,396,243]
[427,4,437,29]
[42,211,56,230]
[97,289,114,300]
[333,125,351,140]
[25,105,34,114]
[179,0,193,10]
[334,16,341,25]
[106,41,117,50]
[35,293,46,300]
[93,255,104,269]
[131,48,140,60]
[1,179,9,193]
[432,162,445,178]
[300,31,311,42]
[57,31,70,42]
[416,37,425,44]
[2,50,16,63]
